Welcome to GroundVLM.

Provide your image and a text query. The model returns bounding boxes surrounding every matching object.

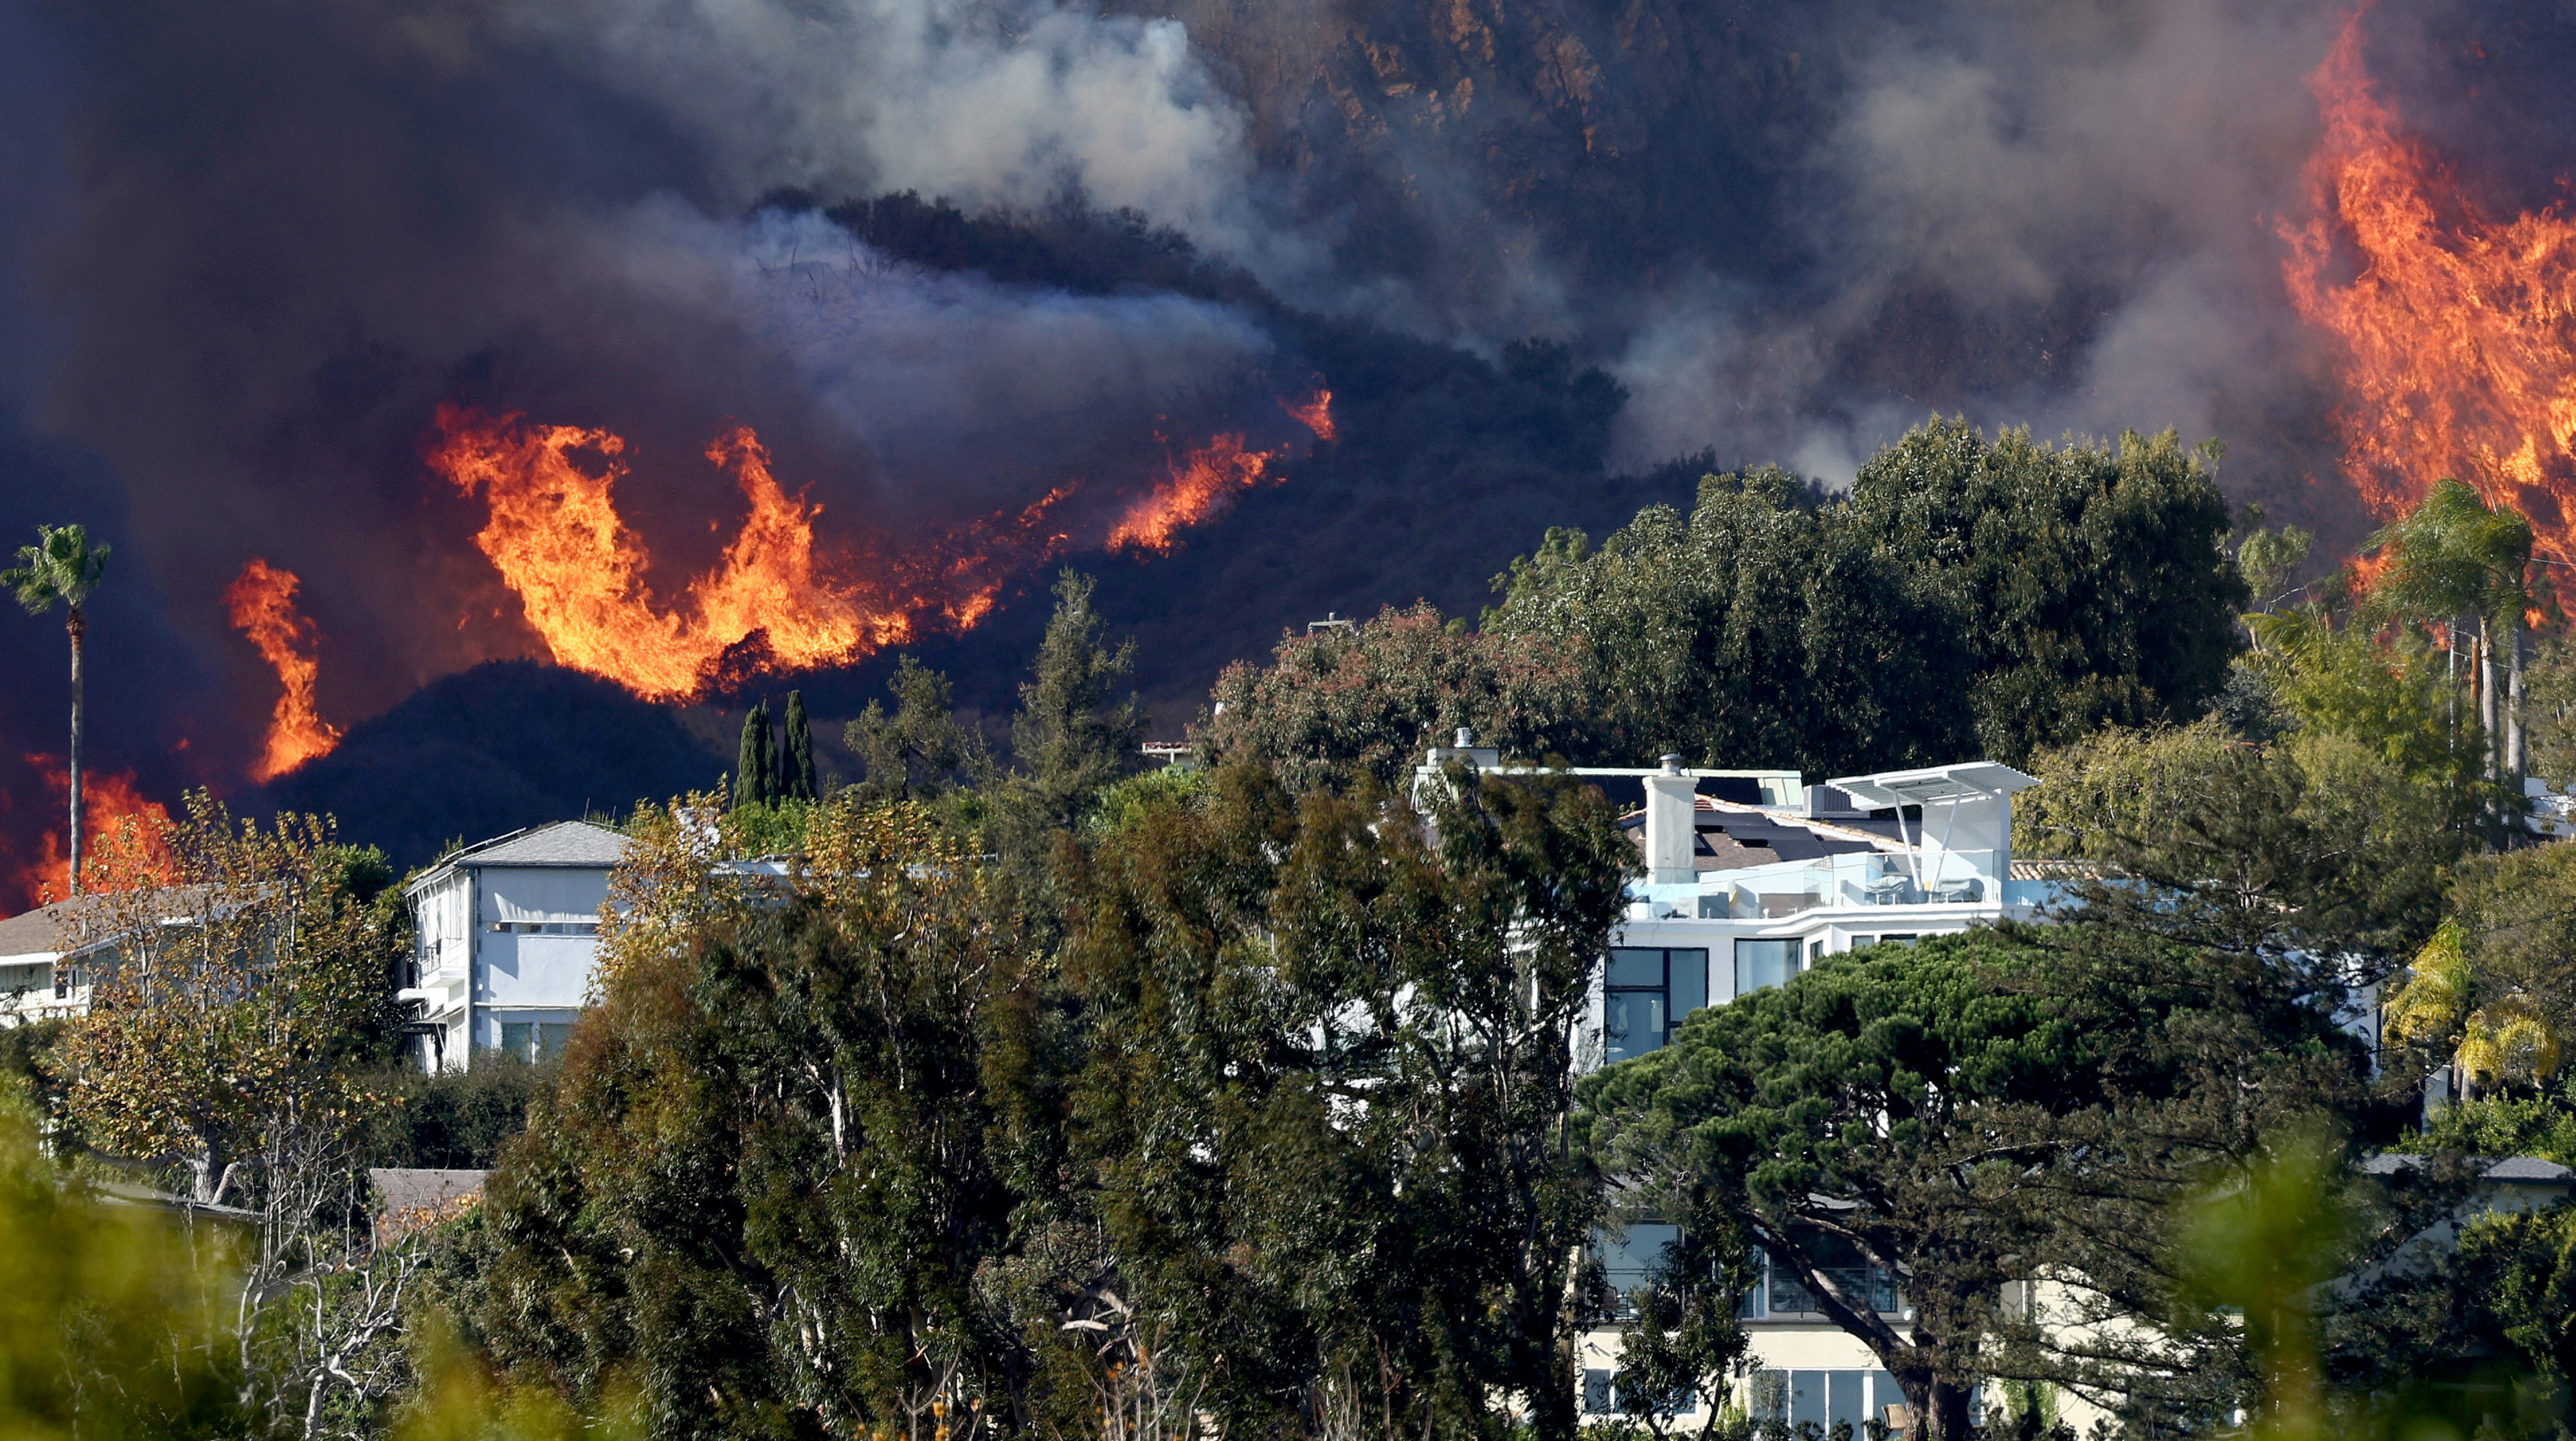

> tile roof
[444,820,630,871]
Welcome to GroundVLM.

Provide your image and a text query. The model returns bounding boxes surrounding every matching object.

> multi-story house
[1412,742,2051,1436]
[400,821,628,1071]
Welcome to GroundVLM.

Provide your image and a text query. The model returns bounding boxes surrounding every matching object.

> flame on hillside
[0,758,175,916]
[428,407,1066,702]
[2282,9,2576,553]
[226,558,342,781]
[430,389,1330,699]
[1108,390,1333,555]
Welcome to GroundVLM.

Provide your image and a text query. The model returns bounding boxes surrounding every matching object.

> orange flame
[2282,10,2576,552]
[1286,387,1337,444]
[1106,391,1334,556]
[226,558,342,781]
[0,757,175,916]
[1108,434,1280,555]
[426,405,1076,701]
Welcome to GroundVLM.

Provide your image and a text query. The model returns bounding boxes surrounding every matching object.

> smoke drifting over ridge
[1,0,2571,896]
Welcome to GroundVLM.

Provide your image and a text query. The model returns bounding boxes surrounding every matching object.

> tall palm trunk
[2478,624,2499,783]
[66,605,83,897]
[2508,617,2527,794]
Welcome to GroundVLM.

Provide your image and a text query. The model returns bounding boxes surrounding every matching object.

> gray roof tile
[448,820,630,870]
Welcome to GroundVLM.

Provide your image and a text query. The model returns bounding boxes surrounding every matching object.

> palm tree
[2364,479,2534,787]
[4,525,110,896]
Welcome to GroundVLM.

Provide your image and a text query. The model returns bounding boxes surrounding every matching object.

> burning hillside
[2283,9,2576,552]
[426,392,1332,704]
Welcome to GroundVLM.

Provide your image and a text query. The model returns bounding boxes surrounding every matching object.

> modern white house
[400,821,628,1071]
[1411,742,2054,1436]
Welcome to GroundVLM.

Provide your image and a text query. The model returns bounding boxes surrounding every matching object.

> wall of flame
[2283,9,2576,557]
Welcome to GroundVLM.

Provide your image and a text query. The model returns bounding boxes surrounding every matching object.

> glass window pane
[1790,1372,1826,1431]
[1764,1252,1818,1313]
[1605,991,1664,1063]
[500,1022,532,1060]
[1607,949,1666,988]
[1668,950,1707,1017]
[1582,1370,1615,1415]
[1750,1372,1788,1422]
[538,1023,573,1058]
[1831,1373,1865,1432]
[1735,938,1796,993]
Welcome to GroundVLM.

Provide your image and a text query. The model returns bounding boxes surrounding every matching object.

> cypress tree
[784,691,817,801]
[736,702,773,807]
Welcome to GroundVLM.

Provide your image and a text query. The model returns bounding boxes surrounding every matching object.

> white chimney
[1643,754,1698,886]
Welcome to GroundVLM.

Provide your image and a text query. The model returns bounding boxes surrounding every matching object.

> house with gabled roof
[400,820,628,1071]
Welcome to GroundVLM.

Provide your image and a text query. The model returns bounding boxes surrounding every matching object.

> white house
[1412,742,2052,1436]
[401,821,628,1071]
[0,900,93,1023]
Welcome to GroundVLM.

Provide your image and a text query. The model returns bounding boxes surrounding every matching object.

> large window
[1750,1369,1907,1436]
[1605,948,1707,1063]
[498,1021,575,1062]
[1739,1236,1903,1318]
[1582,1367,1696,1419]
[1734,937,1799,995]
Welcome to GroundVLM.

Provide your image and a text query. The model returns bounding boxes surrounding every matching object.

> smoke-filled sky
[0,0,2568,885]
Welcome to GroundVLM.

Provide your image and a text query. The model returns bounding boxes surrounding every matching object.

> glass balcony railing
[1680,850,2015,917]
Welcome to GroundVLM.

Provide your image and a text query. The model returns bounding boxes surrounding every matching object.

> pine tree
[736,702,773,807]
[783,691,816,801]
[997,571,1145,844]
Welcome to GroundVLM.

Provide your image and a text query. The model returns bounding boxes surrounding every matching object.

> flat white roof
[1825,761,2038,809]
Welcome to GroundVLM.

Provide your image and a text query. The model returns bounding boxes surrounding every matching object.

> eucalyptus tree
[3,524,109,895]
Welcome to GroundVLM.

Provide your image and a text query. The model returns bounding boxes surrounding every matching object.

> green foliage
[2016,719,2456,975]
[1582,915,2378,1440]
[2174,1129,2357,1437]
[2236,505,2318,611]
[2456,1201,2576,1385]
[358,1054,557,1170]
[1580,935,2083,1440]
[1060,762,1633,1441]
[1081,762,1207,834]
[60,793,401,1205]
[781,691,816,803]
[2387,844,2576,1095]
[1197,601,1588,791]
[2360,479,2533,635]
[996,571,1145,849]
[1842,421,2247,763]
[734,703,772,809]
[3,521,110,614]
[1487,465,1972,776]
[0,1096,240,1439]
[717,797,811,858]
[2240,611,2491,807]
[2520,634,2576,791]
[464,798,1030,1441]
[2421,1081,2576,1166]
[843,654,994,805]
[1474,419,2244,775]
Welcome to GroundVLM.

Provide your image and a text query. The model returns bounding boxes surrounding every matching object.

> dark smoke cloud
[3,0,1300,783]
[1607,0,2346,486]
[0,0,2560,895]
